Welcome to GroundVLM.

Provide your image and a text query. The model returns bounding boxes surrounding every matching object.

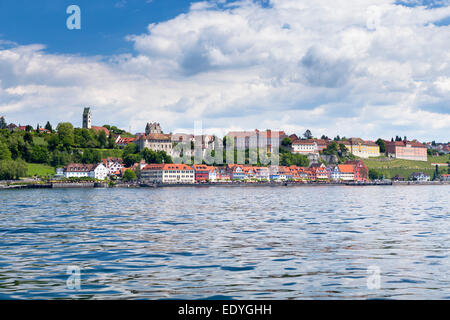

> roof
[312,139,330,146]
[91,126,110,136]
[116,137,135,144]
[411,172,429,176]
[192,164,209,171]
[142,163,193,171]
[385,140,426,148]
[137,133,172,141]
[292,139,316,145]
[338,164,354,173]
[172,133,195,142]
[65,163,97,172]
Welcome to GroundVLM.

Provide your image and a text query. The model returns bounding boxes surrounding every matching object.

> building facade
[292,140,318,155]
[140,164,195,184]
[385,140,427,161]
[226,129,287,153]
[345,138,380,158]
[102,157,124,176]
[345,160,369,182]
[63,163,108,180]
[136,133,173,153]
[337,164,355,181]
[410,172,430,182]
[192,164,210,183]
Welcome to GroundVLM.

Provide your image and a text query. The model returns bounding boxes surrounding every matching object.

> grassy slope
[26,163,55,177]
[75,148,123,159]
[362,155,450,179]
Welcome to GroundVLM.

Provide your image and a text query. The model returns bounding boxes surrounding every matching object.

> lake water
[0,185,449,299]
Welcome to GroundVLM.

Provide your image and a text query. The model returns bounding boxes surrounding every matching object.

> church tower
[83,107,91,129]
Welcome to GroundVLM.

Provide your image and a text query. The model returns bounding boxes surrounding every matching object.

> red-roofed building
[91,126,110,137]
[385,140,427,161]
[345,160,369,182]
[337,164,355,181]
[116,136,135,148]
[63,163,108,180]
[309,163,329,181]
[292,139,318,155]
[217,167,231,182]
[192,164,210,183]
[102,157,124,176]
[312,139,331,152]
[141,163,195,184]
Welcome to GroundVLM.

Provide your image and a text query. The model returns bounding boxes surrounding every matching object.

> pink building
[385,140,427,161]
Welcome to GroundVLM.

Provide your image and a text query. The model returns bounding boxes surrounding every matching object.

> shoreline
[1,180,449,190]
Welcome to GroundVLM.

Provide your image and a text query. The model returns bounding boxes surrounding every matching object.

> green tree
[0,141,12,160]
[0,116,7,129]
[122,169,137,181]
[45,121,53,133]
[369,168,382,180]
[57,122,74,149]
[375,138,386,153]
[281,137,292,148]
[97,130,107,148]
[433,164,439,181]
[0,159,27,180]
[123,153,140,167]
[24,132,33,144]
[47,134,60,151]
[30,145,49,163]
[323,141,338,155]
[107,133,116,149]
[338,143,348,155]
[303,129,313,139]
[123,143,139,156]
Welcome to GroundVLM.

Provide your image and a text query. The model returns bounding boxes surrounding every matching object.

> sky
[0,0,449,142]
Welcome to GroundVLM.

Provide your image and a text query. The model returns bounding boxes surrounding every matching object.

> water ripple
[0,185,448,299]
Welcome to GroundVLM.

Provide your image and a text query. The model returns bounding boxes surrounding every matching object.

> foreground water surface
[0,185,449,299]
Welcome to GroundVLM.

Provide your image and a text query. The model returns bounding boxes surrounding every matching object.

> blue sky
[0,0,449,141]
[0,0,200,55]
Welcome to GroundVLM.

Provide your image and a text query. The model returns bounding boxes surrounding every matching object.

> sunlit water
[0,185,449,299]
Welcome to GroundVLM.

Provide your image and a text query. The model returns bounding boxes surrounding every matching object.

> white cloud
[0,0,449,141]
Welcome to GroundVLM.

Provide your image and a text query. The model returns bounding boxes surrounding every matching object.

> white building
[140,164,195,184]
[64,163,108,180]
[135,133,173,154]
[337,164,354,181]
[254,167,270,180]
[102,157,124,176]
[292,140,319,155]
[410,172,430,182]
[208,166,218,182]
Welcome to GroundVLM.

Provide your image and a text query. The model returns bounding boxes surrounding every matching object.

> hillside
[362,155,449,179]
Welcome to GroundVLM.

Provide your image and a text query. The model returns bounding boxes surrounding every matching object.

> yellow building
[341,138,380,158]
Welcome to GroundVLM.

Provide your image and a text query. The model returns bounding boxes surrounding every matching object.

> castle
[145,122,162,135]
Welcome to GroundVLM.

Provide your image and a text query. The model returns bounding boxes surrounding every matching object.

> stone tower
[145,122,162,135]
[83,107,91,129]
